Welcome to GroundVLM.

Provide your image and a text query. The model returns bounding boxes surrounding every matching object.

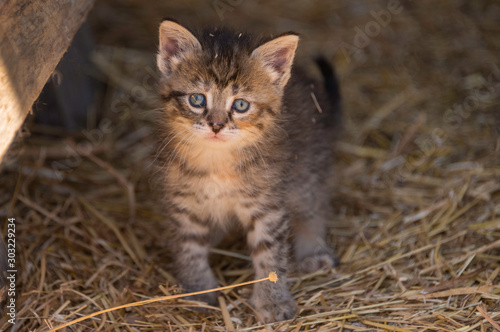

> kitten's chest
[201,171,241,199]
[187,168,245,221]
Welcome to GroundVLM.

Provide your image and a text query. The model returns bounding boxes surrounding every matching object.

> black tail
[315,56,341,123]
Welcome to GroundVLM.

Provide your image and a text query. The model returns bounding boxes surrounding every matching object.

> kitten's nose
[209,122,225,134]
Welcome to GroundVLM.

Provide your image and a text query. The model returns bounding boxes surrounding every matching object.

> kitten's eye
[189,94,206,108]
[232,99,250,113]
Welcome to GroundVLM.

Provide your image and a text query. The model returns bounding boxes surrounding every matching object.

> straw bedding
[1,0,499,330]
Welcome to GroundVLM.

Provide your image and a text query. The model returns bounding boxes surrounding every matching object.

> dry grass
[1,0,500,331]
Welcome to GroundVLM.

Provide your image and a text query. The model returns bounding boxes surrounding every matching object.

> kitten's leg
[293,214,338,273]
[292,191,339,274]
[169,206,218,305]
[247,206,296,322]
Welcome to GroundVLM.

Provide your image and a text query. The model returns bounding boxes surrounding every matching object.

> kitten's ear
[251,33,299,88]
[157,20,201,75]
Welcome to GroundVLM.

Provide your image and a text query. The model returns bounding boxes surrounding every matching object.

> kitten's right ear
[157,20,201,75]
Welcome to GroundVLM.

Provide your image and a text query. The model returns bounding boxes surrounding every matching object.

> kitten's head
[156,20,298,149]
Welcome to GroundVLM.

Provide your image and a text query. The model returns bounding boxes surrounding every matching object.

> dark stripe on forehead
[207,68,221,85]
[206,64,240,88]
[227,71,239,84]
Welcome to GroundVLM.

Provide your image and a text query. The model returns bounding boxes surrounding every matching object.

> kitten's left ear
[157,20,202,76]
[251,33,299,88]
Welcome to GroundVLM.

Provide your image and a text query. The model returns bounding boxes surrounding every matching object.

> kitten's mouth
[205,133,227,142]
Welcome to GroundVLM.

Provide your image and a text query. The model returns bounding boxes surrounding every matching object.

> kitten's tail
[315,56,341,124]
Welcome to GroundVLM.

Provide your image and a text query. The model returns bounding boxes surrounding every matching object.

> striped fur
[154,20,341,322]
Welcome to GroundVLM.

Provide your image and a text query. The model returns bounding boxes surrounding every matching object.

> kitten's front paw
[298,251,339,274]
[257,298,297,322]
[252,291,296,322]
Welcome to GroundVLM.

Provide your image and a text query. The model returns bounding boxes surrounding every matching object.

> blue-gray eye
[189,94,206,108]
[232,99,250,113]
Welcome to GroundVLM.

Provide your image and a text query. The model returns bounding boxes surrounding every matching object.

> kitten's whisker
[164,132,197,174]
[238,134,269,171]
[238,138,259,168]
[162,132,193,173]
[144,107,165,115]
[235,135,277,185]
[274,124,289,139]
[148,131,185,169]
[149,106,168,112]
[236,145,252,171]
[150,131,190,177]
[142,107,173,120]
[235,135,254,169]
[179,133,197,170]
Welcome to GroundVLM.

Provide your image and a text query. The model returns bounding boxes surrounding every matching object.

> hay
[1,0,499,331]
[47,273,278,331]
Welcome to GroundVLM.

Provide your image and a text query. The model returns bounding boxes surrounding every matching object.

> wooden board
[0,0,95,162]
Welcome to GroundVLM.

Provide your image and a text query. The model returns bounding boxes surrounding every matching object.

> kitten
[154,20,341,322]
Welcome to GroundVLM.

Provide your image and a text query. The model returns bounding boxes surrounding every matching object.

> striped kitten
[155,20,341,322]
